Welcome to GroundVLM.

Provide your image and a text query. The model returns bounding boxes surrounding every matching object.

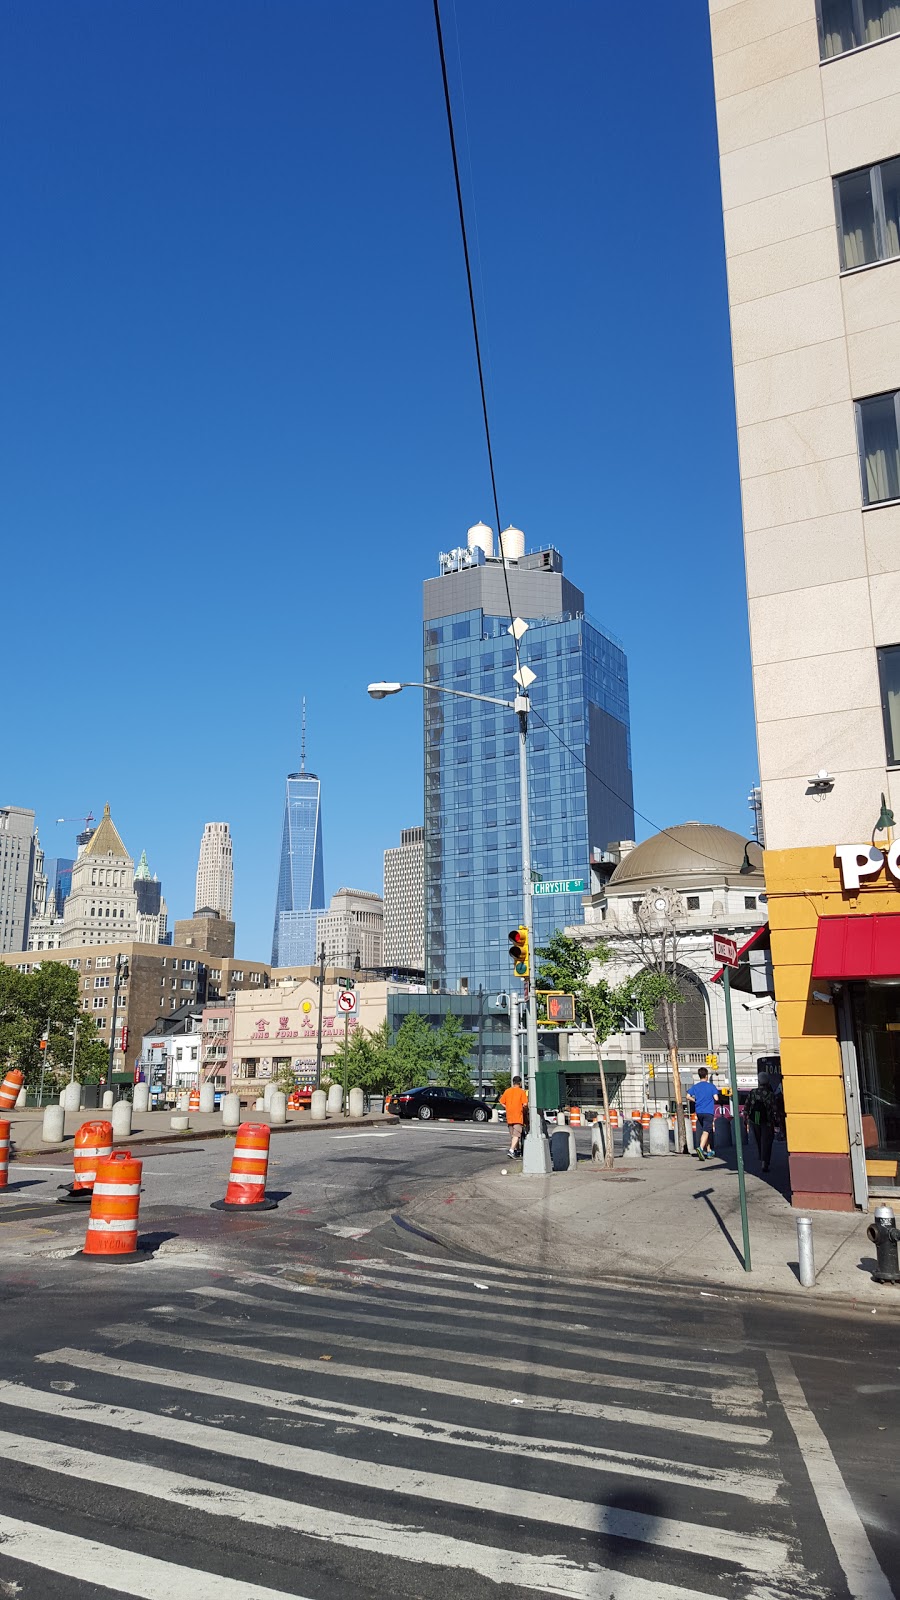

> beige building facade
[231,979,410,1091]
[709,1,900,1208]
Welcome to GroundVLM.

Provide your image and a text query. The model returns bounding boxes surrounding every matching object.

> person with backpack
[743,1073,778,1172]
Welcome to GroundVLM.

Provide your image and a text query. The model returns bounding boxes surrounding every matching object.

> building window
[686,896,700,911]
[856,392,900,504]
[817,0,900,58]
[94,976,110,989]
[744,896,757,911]
[835,158,900,270]
[878,645,900,764]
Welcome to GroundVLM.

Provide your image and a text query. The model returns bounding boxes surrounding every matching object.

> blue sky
[1,0,753,961]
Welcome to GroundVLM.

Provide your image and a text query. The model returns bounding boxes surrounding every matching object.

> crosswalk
[0,1247,878,1599]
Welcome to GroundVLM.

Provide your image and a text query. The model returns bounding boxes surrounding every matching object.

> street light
[367,676,550,1174]
[106,952,130,1093]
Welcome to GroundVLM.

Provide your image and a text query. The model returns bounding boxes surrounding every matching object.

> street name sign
[713,934,739,967]
[532,879,586,896]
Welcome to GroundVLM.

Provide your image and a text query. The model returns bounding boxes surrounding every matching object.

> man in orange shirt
[500,1077,528,1158]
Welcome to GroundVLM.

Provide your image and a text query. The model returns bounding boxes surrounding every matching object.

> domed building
[562,822,779,1115]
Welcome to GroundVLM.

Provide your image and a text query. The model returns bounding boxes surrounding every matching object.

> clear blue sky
[1,0,753,961]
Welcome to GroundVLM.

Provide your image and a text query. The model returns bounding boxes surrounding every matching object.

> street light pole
[106,952,129,1094]
[368,677,550,1174]
[314,942,326,1088]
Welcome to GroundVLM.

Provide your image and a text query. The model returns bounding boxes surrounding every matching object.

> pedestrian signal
[508,927,529,977]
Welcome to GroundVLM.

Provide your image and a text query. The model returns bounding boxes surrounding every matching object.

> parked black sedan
[387,1085,493,1123]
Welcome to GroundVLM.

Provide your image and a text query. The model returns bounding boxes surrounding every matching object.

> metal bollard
[797,1215,816,1288]
[866,1204,900,1284]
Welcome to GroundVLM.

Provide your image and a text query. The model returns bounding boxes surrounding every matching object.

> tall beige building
[0,806,36,953]
[316,888,383,971]
[383,826,425,970]
[61,805,138,947]
[708,1,900,1210]
[194,822,234,918]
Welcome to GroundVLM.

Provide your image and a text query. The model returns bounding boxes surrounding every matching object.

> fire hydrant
[866,1204,900,1284]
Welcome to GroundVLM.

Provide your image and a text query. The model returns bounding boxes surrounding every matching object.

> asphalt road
[0,1121,897,1599]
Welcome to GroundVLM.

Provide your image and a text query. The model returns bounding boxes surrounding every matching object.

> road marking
[0,1513,306,1599]
[0,1408,736,1593]
[331,1131,400,1140]
[318,1224,372,1238]
[171,1307,761,1414]
[183,1284,755,1381]
[0,1384,787,1574]
[94,1328,770,1445]
[768,1353,894,1600]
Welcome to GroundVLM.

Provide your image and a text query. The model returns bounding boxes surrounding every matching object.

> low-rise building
[231,978,416,1095]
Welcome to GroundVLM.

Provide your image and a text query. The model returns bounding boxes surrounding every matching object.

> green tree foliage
[432,1014,474,1094]
[0,963,102,1090]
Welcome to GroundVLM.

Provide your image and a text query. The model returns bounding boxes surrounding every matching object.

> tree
[607,890,689,1152]
[0,963,87,1093]
[536,932,635,1168]
[330,1020,400,1097]
[432,1014,474,1094]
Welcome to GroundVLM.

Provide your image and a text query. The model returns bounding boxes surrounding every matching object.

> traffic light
[508,926,529,977]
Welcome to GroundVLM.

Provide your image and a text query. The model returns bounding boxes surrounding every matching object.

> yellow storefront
[767,844,900,1212]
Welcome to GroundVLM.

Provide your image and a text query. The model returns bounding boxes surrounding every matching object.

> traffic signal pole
[517,696,550,1176]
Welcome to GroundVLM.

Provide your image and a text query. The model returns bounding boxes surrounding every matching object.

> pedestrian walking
[499,1077,528,1159]
[743,1074,778,1172]
[687,1067,717,1160]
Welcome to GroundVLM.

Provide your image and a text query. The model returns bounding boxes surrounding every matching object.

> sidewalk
[405,1135,899,1309]
[7,1106,393,1158]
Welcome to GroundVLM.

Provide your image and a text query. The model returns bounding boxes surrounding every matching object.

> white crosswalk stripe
[0,1251,826,1600]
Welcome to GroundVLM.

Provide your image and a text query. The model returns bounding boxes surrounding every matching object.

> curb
[13,1114,399,1159]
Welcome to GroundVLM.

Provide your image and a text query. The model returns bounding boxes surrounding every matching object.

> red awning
[811,915,900,980]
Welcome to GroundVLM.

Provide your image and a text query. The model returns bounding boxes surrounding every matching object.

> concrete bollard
[42,1104,65,1142]
[590,1121,606,1162]
[310,1089,327,1121]
[176,1091,190,1111]
[111,1100,132,1138]
[222,1093,241,1129]
[491,1106,501,1123]
[14,1087,26,1109]
[797,1215,816,1287]
[263,1082,276,1110]
[253,1098,265,1110]
[568,1128,578,1170]
[199,1083,215,1115]
[326,1083,343,1116]
[170,1115,190,1131]
[648,1113,670,1156]
[58,1090,66,1106]
[348,1086,365,1118]
[549,1128,570,1171]
[102,1090,115,1110]
[132,1082,150,1114]
[622,1117,644,1159]
[269,1090,287,1125]
[63,1081,81,1113]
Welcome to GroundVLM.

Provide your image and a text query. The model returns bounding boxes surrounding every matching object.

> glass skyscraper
[424,535,634,994]
[271,739,325,968]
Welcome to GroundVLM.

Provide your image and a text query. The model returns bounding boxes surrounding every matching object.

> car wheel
[472,1106,488,1123]
[417,1104,433,1121]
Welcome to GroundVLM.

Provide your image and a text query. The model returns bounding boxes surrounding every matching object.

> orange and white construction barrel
[58,1119,113,1204]
[608,1108,619,1130]
[211,1122,277,1212]
[189,1088,200,1112]
[82,1150,143,1259]
[0,1070,23,1112]
[569,1106,581,1128]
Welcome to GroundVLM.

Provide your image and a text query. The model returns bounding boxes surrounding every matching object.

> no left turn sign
[336,990,358,1014]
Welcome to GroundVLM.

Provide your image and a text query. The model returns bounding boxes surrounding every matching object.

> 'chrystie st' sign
[531,879,586,896]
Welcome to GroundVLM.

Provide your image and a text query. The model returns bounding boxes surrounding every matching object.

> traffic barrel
[569,1106,581,1127]
[211,1122,278,1212]
[288,1091,301,1110]
[0,1120,9,1190]
[608,1108,619,1130]
[189,1088,200,1112]
[58,1119,113,1204]
[641,1109,651,1131]
[82,1150,142,1260]
[0,1069,23,1112]
[691,1112,698,1135]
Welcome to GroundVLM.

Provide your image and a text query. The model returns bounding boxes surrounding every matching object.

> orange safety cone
[0,1069,23,1112]
[569,1106,581,1128]
[58,1119,113,1205]
[0,1120,9,1190]
[82,1150,143,1260]
[211,1122,278,1212]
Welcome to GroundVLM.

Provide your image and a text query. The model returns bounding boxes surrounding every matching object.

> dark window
[856,393,900,504]
[835,157,900,269]
[877,645,900,765]
[686,895,700,911]
[818,0,900,58]
[744,896,757,911]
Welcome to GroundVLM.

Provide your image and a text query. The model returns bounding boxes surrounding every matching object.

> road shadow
[2,1180,45,1193]
[136,1229,179,1252]
[693,1185,745,1267]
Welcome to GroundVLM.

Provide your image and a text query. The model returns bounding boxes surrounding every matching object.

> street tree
[432,1014,474,1094]
[536,932,636,1167]
[0,963,93,1092]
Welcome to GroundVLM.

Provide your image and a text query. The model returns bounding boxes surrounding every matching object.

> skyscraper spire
[300,697,307,774]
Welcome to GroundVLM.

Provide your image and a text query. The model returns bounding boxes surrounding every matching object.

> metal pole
[723,963,751,1272]
[314,943,326,1089]
[69,1016,79,1084]
[343,1010,349,1114]
[796,1215,815,1287]
[476,983,484,1096]
[517,699,549,1176]
[509,993,520,1083]
[106,954,121,1092]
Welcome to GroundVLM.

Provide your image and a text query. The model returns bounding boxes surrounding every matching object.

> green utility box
[533,1062,627,1111]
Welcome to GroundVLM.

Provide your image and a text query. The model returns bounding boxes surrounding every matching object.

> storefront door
[851,982,900,1192]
